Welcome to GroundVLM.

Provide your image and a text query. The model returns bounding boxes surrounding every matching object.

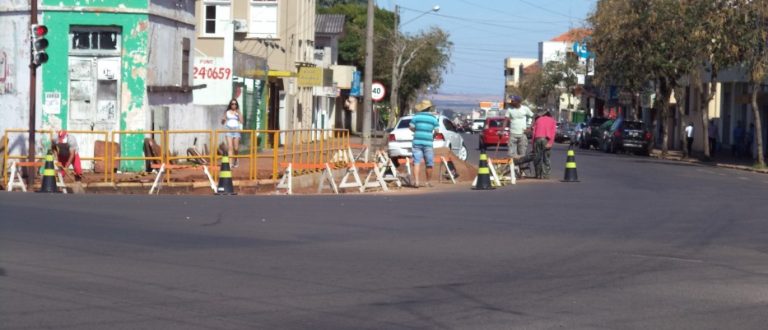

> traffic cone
[37,152,59,193]
[216,156,236,195]
[562,145,579,182]
[473,151,494,190]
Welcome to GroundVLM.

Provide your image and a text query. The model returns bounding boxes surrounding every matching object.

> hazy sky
[379,0,597,97]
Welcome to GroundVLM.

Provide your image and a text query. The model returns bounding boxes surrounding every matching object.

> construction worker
[51,130,82,181]
[531,110,557,179]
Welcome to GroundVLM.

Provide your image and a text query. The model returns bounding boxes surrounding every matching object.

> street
[3,143,768,329]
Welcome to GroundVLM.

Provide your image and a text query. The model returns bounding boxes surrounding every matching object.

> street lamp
[399,5,440,27]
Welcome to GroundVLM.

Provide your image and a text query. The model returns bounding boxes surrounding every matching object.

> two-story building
[194,0,316,142]
[2,0,197,172]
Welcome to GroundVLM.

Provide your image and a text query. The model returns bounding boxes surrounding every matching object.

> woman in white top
[221,98,243,167]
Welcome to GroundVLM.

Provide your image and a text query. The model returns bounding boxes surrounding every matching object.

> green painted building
[40,0,196,171]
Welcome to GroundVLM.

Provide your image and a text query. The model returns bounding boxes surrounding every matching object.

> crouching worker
[531,110,556,179]
[51,130,82,181]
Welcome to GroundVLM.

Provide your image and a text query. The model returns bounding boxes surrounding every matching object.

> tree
[541,54,580,121]
[589,0,694,156]
[319,4,452,128]
[388,27,452,126]
[684,0,744,159]
[731,0,768,167]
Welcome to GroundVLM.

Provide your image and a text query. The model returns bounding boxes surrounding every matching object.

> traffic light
[30,24,49,68]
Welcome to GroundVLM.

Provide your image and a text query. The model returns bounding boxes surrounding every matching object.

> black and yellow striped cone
[473,152,494,190]
[37,153,59,193]
[562,145,579,182]
[216,156,236,195]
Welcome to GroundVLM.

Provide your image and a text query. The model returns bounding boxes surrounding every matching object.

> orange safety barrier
[109,130,166,183]
[2,129,109,184]
[165,130,215,183]
[3,128,351,186]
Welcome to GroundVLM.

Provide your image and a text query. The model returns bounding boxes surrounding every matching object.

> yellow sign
[297,67,323,87]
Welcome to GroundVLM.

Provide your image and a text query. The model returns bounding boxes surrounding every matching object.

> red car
[478,117,509,150]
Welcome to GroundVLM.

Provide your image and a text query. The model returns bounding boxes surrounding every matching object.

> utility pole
[27,0,39,187]
[361,0,374,159]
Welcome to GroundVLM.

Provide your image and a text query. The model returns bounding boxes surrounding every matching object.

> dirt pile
[433,148,477,182]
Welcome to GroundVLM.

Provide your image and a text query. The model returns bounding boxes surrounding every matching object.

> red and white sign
[193,57,233,105]
[371,81,386,102]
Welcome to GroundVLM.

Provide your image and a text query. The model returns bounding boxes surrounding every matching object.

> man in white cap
[505,95,534,159]
[409,99,439,187]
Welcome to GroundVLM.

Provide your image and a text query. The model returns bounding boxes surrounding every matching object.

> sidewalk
[650,148,768,174]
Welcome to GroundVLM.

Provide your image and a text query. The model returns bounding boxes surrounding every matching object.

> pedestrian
[531,109,557,179]
[684,122,694,156]
[409,99,439,188]
[747,123,755,159]
[51,130,82,181]
[505,95,535,159]
[221,98,243,167]
[708,119,718,157]
[732,121,745,157]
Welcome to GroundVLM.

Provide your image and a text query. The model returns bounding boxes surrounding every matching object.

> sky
[378,0,597,99]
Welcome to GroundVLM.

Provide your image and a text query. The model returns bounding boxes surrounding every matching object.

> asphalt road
[3,140,768,329]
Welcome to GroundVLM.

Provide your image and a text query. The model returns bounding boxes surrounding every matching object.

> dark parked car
[479,117,509,150]
[555,122,575,143]
[601,119,652,155]
[579,117,610,149]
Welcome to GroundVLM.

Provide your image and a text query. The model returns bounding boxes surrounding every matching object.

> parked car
[470,119,485,134]
[579,117,610,149]
[478,117,509,150]
[555,122,575,143]
[388,114,469,163]
[601,118,652,155]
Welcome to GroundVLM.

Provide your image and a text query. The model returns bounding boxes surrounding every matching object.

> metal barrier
[109,130,166,183]
[3,128,352,186]
[165,130,215,182]
[2,129,53,185]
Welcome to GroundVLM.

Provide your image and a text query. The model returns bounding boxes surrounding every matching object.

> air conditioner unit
[233,19,248,33]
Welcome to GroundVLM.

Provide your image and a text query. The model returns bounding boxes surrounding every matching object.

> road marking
[620,253,703,264]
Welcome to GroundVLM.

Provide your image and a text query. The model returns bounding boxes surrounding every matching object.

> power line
[398,6,567,33]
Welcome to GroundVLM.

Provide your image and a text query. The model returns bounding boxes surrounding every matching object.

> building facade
[2,0,197,172]
[194,0,316,144]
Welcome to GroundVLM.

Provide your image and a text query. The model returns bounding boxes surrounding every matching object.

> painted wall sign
[44,92,61,114]
[193,57,233,105]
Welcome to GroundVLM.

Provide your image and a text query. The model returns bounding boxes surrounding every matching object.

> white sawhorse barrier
[438,156,457,184]
[6,161,68,193]
[149,163,216,195]
[275,162,338,195]
[338,162,388,193]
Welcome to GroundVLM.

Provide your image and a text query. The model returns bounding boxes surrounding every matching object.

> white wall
[0,9,44,158]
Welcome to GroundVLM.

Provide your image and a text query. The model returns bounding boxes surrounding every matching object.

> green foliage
[317,4,395,69]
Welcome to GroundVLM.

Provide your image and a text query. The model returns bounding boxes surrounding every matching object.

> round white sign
[371,82,386,102]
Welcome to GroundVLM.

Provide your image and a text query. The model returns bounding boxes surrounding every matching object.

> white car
[387,114,469,162]
[470,119,485,134]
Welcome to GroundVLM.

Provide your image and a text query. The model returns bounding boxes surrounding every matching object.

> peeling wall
[42,0,147,9]
[41,10,149,171]
[0,12,38,158]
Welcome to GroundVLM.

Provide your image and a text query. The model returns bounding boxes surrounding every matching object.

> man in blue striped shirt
[409,99,439,188]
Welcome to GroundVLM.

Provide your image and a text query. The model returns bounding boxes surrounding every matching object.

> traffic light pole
[27,0,39,187]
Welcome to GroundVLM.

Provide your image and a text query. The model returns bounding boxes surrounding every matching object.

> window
[203,1,231,36]
[70,28,121,52]
[182,38,190,86]
[250,0,278,38]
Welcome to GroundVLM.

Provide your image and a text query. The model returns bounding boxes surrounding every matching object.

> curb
[650,153,768,174]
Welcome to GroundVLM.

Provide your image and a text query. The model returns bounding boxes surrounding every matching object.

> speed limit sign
[371,82,386,102]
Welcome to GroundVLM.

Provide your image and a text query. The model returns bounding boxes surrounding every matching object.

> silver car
[387,114,469,162]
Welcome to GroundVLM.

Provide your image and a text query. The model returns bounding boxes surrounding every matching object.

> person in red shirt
[51,130,83,181]
[531,110,557,179]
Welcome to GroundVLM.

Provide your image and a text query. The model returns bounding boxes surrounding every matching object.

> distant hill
[430,93,503,114]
